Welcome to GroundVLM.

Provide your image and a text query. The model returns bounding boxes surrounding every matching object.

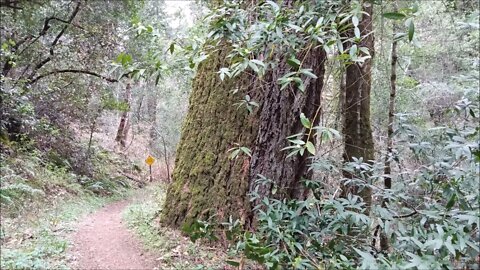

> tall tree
[162,1,327,228]
[342,1,375,209]
[115,81,132,147]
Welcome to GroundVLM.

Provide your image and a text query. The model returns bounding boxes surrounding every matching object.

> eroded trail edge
[70,200,155,270]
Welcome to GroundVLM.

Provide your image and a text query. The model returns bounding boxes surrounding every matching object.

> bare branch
[30,69,118,84]
[27,1,82,80]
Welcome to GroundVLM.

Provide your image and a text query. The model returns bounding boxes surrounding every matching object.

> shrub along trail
[70,200,156,270]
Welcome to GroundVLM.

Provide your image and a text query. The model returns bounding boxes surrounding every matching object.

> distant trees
[0,0,133,142]
[115,81,132,148]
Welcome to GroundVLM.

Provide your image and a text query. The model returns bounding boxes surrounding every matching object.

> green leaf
[300,69,317,79]
[296,79,305,92]
[218,68,230,81]
[169,42,175,54]
[289,139,305,145]
[286,149,300,158]
[122,54,132,66]
[408,19,415,42]
[306,141,316,155]
[248,61,259,73]
[352,16,359,27]
[349,44,358,59]
[337,39,344,53]
[287,56,301,69]
[226,260,240,267]
[394,32,407,41]
[445,236,456,255]
[250,59,265,67]
[240,147,252,157]
[354,26,361,39]
[265,0,280,13]
[446,193,456,209]
[300,113,311,128]
[229,148,241,160]
[383,12,406,20]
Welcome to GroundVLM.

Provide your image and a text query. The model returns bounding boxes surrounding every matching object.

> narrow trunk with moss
[115,82,131,147]
[342,2,375,209]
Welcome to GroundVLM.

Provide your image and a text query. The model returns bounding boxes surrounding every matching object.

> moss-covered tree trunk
[162,42,326,229]
[162,47,257,228]
[342,2,375,209]
[115,82,131,147]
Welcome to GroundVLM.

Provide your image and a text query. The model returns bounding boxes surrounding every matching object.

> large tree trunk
[162,41,326,229]
[162,46,256,228]
[248,47,326,208]
[342,1,375,210]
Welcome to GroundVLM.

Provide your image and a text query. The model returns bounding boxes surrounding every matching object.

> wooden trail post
[145,155,155,182]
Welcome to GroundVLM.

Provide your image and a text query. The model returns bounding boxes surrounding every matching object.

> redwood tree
[162,10,327,228]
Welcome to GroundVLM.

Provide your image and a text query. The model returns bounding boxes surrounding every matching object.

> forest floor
[69,200,156,270]
[66,184,229,270]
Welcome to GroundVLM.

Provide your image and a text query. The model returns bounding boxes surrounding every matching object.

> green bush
[186,97,480,269]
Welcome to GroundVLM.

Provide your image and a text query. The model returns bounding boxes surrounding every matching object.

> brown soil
[70,200,156,270]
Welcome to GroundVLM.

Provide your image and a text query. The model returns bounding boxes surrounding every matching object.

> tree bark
[161,135,171,183]
[115,82,131,147]
[342,1,375,211]
[161,46,256,228]
[248,47,326,210]
[381,5,399,252]
[384,18,398,194]
[162,38,326,229]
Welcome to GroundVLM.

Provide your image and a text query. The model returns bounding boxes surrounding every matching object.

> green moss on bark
[161,47,256,228]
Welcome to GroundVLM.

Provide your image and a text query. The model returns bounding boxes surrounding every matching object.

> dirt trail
[70,200,156,270]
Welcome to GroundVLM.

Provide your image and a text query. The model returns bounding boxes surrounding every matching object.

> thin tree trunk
[161,136,171,183]
[122,116,130,147]
[384,18,398,193]
[147,84,157,122]
[381,7,399,252]
[115,82,131,147]
[136,94,144,122]
[342,1,375,211]
[87,114,98,157]
[335,71,346,131]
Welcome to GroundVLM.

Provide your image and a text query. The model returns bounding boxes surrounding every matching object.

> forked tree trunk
[115,82,131,147]
[342,1,375,210]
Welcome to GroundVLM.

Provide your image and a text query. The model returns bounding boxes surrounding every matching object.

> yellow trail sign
[145,155,155,166]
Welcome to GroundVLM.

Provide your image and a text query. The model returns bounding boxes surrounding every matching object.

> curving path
[70,200,156,270]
